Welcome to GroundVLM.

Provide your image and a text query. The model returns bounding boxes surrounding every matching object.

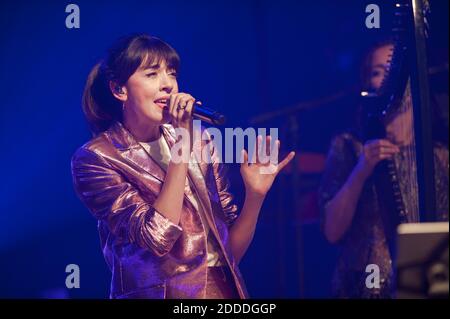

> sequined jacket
[71,122,248,299]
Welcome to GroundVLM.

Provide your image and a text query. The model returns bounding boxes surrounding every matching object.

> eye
[168,70,178,78]
[145,72,157,78]
[371,70,381,77]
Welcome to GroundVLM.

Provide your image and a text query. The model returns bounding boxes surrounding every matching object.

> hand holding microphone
[166,93,226,127]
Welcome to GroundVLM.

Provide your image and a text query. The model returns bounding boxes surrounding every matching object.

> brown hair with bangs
[82,33,180,135]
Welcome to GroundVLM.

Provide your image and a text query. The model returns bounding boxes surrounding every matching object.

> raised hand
[240,135,295,197]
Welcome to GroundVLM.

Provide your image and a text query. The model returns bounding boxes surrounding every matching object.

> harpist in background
[319,41,449,298]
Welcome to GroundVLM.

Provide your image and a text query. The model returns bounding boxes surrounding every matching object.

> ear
[109,81,127,102]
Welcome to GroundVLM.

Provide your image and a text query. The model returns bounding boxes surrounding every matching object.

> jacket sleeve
[71,147,182,257]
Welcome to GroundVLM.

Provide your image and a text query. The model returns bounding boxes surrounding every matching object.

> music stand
[396,222,449,299]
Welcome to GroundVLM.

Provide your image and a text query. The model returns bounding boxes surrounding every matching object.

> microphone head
[192,103,226,125]
[213,113,226,125]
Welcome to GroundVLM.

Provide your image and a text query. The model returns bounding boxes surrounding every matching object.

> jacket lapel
[106,121,166,184]
[160,125,220,233]
[107,122,219,233]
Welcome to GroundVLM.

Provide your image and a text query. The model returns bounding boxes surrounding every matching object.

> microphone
[192,102,226,125]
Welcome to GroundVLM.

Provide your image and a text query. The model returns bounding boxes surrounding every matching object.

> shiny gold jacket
[71,122,248,299]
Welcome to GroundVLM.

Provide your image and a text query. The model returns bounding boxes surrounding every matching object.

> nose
[160,72,174,93]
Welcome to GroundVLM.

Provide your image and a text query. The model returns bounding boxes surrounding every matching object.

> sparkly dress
[318,133,449,298]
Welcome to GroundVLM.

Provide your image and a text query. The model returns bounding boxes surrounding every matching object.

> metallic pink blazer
[71,122,248,299]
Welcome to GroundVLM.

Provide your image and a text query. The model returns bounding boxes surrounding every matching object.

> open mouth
[154,98,168,109]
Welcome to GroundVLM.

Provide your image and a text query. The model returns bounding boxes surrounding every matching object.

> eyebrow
[373,63,389,69]
[143,64,160,70]
[142,64,177,71]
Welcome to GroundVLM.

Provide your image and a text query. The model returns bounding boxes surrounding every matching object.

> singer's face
[124,59,179,125]
[369,44,393,90]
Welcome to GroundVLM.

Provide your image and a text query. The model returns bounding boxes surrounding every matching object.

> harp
[361,0,438,249]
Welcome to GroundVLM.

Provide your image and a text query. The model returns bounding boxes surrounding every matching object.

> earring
[115,87,124,94]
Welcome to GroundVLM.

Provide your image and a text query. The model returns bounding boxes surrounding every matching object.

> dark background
[0,0,447,298]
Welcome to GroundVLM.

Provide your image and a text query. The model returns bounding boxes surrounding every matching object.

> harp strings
[398,80,420,222]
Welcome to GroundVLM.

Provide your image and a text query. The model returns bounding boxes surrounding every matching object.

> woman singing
[71,33,295,299]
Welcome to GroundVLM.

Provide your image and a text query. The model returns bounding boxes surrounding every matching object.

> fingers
[183,98,195,121]
[242,137,294,175]
[275,137,296,171]
[245,135,269,166]
[366,139,400,151]
[367,145,398,155]
[257,135,275,163]
[371,145,399,155]
[250,136,289,165]
[265,135,271,156]
[277,151,296,172]
[257,135,270,164]
[174,94,184,121]
[365,139,400,161]
[377,153,394,160]
[365,150,396,163]
[240,149,249,167]
[177,97,195,122]
[168,93,196,124]
[169,94,177,118]
[250,135,261,164]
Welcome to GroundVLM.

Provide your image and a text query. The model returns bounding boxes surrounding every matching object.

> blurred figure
[318,41,449,298]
